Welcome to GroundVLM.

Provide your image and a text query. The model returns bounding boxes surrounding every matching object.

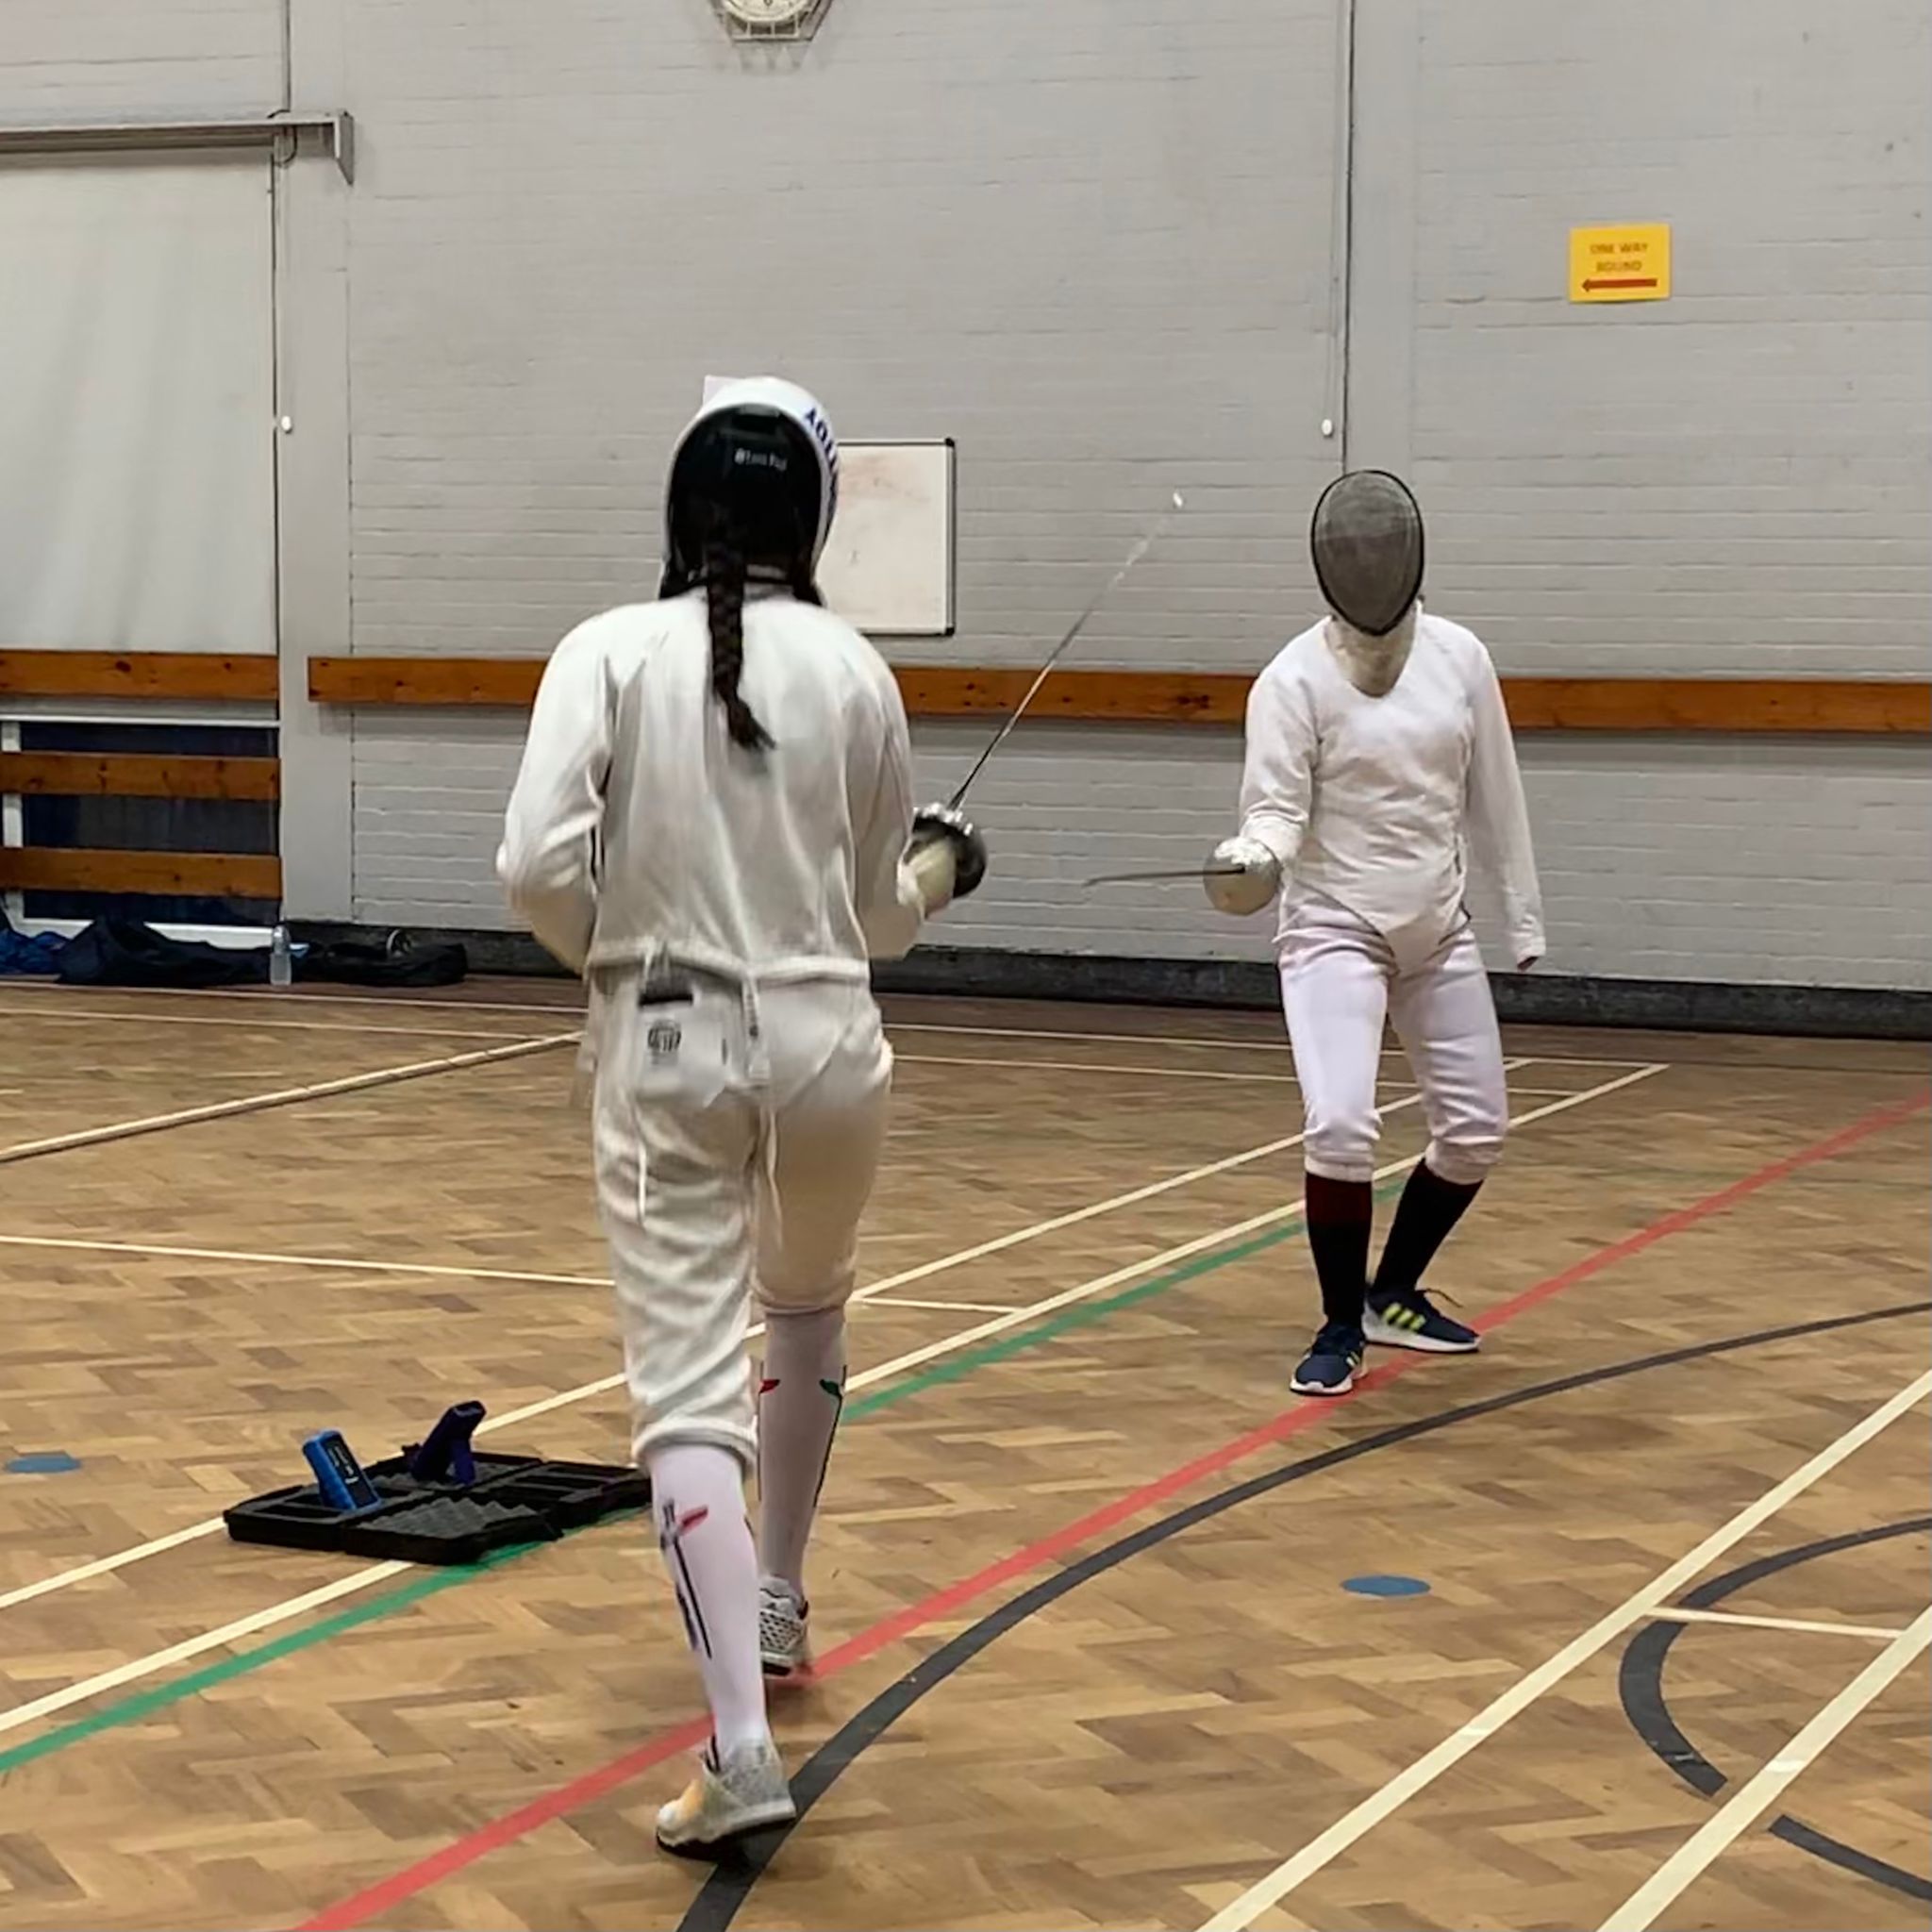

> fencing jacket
[498,591,926,985]
[1239,612,1545,969]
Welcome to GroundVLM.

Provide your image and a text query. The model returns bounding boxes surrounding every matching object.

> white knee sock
[647,1441,770,1755]
[756,1306,847,1603]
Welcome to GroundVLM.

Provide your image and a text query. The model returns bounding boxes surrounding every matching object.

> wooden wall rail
[0,651,278,703]
[308,657,1932,736]
[0,752,281,801]
[0,849,282,898]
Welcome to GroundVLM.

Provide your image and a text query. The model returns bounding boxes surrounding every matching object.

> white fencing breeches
[1278,900,1508,1187]
[591,973,891,1470]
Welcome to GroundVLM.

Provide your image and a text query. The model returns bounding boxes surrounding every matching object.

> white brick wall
[4,0,1927,992]
[0,0,282,113]
[1411,0,1931,675]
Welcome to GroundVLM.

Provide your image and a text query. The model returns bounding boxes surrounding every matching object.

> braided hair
[702,531,773,753]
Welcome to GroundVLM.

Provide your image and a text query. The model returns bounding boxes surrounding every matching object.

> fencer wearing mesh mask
[1207,469,1542,1400]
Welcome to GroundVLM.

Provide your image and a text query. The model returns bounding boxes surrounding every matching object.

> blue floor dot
[7,1452,82,1475]
[1342,1574,1430,1598]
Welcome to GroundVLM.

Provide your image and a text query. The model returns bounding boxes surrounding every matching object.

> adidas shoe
[656,1738,796,1858]
[1364,1285,1479,1354]
[1291,1320,1365,1397]
[758,1576,811,1680]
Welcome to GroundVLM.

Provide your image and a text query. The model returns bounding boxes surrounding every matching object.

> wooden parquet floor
[0,980,1925,1932]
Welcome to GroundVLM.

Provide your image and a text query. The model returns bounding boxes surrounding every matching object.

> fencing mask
[1309,470,1424,639]
[659,376,840,600]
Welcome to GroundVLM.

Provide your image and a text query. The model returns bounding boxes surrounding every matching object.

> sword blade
[945,494,1182,811]
[1083,864,1245,888]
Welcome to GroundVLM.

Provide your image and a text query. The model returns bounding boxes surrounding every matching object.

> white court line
[856,1070,1662,1394]
[0,982,1671,1069]
[1198,1366,1932,1932]
[0,1005,537,1043]
[1598,1601,1932,1932]
[0,1032,580,1164]
[866,1296,1023,1315]
[0,1234,611,1290]
[0,1065,1656,1736]
[0,1089,1438,1611]
[1652,1605,1910,1642]
[0,1073,1461,1295]
[0,1066,1669,1746]
[899,1053,1301,1085]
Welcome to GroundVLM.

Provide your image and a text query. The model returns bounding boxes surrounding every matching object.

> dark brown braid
[704,532,774,752]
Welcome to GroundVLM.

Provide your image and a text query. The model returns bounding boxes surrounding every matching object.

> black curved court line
[675,1296,1932,1932]
[1619,1515,1932,1904]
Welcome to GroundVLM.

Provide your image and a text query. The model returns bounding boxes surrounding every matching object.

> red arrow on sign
[1583,276,1659,291]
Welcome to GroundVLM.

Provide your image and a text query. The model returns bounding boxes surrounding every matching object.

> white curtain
[0,155,276,656]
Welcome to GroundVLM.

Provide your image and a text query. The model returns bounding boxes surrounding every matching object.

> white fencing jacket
[1239,612,1545,969]
[498,591,926,984]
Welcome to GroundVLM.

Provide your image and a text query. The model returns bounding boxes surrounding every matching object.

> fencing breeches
[591,972,891,1470]
[1278,899,1508,1186]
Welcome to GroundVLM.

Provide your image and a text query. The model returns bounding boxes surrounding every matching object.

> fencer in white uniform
[1207,470,1542,1398]
[498,377,985,1857]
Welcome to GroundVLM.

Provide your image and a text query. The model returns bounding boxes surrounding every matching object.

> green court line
[0,1191,1384,1776]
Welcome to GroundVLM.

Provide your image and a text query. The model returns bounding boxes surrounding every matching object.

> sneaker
[1291,1320,1365,1396]
[1364,1285,1479,1354]
[758,1576,811,1679]
[656,1738,796,1858]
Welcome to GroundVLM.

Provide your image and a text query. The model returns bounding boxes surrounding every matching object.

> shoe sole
[656,1796,798,1859]
[1290,1371,1357,1396]
[760,1654,810,1681]
[1363,1317,1478,1355]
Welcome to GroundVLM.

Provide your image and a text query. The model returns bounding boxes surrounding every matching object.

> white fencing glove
[1203,835,1282,917]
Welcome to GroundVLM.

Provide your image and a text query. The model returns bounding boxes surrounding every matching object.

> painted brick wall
[3,0,1926,991]
[1409,0,1931,675]
[0,0,283,113]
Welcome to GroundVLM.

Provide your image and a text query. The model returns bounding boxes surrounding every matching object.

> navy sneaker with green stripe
[1291,1320,1365,1396]
[1364,1286,1479,1354]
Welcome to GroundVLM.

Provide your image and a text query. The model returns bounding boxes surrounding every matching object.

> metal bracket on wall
[0,112,354,183]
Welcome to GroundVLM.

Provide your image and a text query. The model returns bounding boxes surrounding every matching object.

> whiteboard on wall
[819,441,956,638]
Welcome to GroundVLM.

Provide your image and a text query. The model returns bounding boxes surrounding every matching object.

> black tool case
[225,1451,648,1565]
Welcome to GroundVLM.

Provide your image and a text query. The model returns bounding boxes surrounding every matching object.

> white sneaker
[758,1576,811,1679]
[655,1738,795,1857]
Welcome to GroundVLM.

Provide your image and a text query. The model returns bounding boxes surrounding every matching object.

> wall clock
[714,0,829,40]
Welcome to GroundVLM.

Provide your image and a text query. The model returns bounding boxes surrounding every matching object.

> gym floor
[0,980,1925,1932]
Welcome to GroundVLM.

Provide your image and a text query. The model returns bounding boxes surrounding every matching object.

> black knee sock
[1305,1173,1373,1329]
[1373,1162,1482,1302]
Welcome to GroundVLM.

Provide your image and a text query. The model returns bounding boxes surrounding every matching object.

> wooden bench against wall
[0,652,282,900]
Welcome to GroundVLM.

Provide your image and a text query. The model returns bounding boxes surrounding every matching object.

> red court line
[301,1089,1929,1931]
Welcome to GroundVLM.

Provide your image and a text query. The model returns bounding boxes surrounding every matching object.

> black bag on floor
[299,932,468,989]
[56,916,267,988]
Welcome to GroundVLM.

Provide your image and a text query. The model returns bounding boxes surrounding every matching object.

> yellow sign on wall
[1570,224,1671,303]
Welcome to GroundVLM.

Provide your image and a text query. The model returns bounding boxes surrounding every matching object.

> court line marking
[1197,1366,1932,1932]
[1597,1601,1932,1932]
[0,1033,581,1166]
[0,1070,1642,1721]
[852,1068,1662,1395]
[0,1005,539,1043]
[0,982,1670,1068]
[301,1096,1927,1932]
[0,1086,1441,1613]
[897,1053,1302,1084]
[865,1296,1024,1315]
[1649,1605,1910,1641]
[0,1081,1450,1291]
